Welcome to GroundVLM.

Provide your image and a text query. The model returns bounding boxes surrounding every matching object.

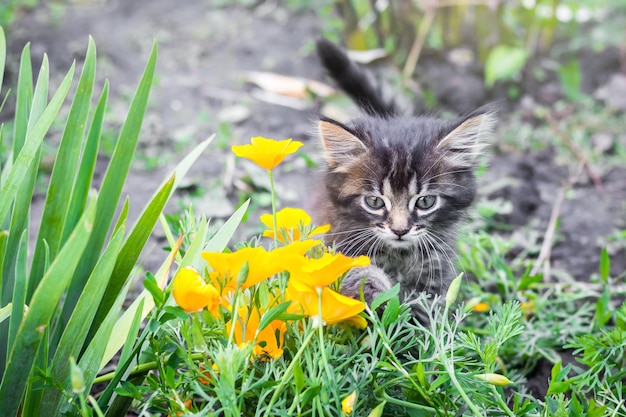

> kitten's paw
[341,265,394,305]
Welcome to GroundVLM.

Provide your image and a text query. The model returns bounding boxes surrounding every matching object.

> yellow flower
[232,136,303,170]
[287,280,367,327]
[203,247,276,290]
[286,251,371,289]
[260,207,331,243]
[472,302,490,313]
[198,362,219,385]
[172,267,220,314]
[203,240,321,292]
[342,391,357,415]
[228,305,286,360]
[521,301,535,316]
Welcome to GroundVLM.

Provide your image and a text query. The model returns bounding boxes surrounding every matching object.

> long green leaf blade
[72,43,157,296]
[29,38,96,294]
[0,197,95,416]
[0,27,5,94]
[90,175,174,334]
[62,81,109,243]
[205,199,250,252]
[40,223,125,413]
[7,230,27,360]
[0,60,75,228]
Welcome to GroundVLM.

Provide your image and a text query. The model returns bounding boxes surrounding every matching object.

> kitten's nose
[391,228,411,238]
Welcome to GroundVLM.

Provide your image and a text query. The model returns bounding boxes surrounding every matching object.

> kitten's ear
[318,119,368,171]
[437,108,497,168]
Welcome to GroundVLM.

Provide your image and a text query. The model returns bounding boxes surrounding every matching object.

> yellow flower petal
[521,301,535,316]
[261,207,330,243]
[228,305,286,361]
[286,281,366,326]
[287,252,370,289]
[232,137,303,170]
[202,246,284,290]
[472,302,490,313]
[342,391,357,415]
[172,267,220,314]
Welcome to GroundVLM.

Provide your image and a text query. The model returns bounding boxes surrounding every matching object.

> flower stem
[227,284,242,346]
[491,386,516,417]
[316,288,337,405]
[437,305,484,417]
[263,328,316,416]
[268,169,279,249]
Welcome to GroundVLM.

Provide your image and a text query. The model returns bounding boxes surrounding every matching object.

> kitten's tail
[316,39,399,117]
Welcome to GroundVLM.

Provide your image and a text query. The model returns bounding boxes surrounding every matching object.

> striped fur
[316,40,496,312]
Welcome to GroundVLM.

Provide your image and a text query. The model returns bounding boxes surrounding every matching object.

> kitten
[315,39,496,310]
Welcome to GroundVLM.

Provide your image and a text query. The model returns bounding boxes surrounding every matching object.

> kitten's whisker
[343,232,374,255]
[337,230,377,257]
[426,231,465,278]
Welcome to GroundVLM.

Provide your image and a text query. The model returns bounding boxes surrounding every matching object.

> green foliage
[0,31,209,416]
[484,46,528,88]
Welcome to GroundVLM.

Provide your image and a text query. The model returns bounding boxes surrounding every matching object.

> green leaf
[0,303,11,324]
[0,27,5,93]
[484,45,528,87]
[557,60,581,101]
[301,384,321,406]
[204,199,250,252]
[98,236,178,370]
[550,360,562,383]
[367,401,386,417]
[258,301,292,333]
[0,197,95,416]
[89,175,174,336]
[546,380,571,395]
[370,283,400,311]
[0,57,74,227]
[69,42,157,308]
[7,230,27,359]
[39,224,126,413]
[293,360,305,394]
[78,279,130,396]
[117,298,145,376]
[62,80,108,243]
[599,247,610,283]
[30,37,96,294]
[143,273,164,308]
[595,286,611,328]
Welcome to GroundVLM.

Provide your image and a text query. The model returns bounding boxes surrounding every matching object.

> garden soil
[4,0,626,399]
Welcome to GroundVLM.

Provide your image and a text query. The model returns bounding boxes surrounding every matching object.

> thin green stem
[263,328,316,416]
[227,284,242,346]
[316,287,339,410]
[78,391,89,417]
[268,169,279,249]
[365,303,433,404]
[87,396,105,417]
[381,392,449,415]
[491,386,516,417]
[93,353,207,384]
[437,305,483,417]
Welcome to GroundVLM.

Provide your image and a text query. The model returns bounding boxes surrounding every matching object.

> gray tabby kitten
[315,39,496,309]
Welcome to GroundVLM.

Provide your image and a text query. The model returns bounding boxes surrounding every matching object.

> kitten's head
[318,108,496,253]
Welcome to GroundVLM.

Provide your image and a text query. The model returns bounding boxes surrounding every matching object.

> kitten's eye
[416,195,437,210]
[364,195,385,210]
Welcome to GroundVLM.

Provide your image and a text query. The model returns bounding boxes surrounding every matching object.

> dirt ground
[4,0,626,399]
